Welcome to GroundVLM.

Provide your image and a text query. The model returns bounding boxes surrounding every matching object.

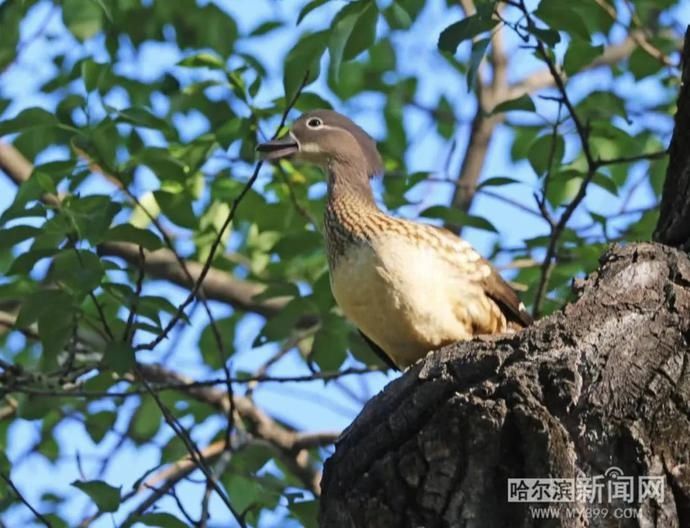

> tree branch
[0,472,52,527]
[98,242,289,318]
[138,363,325,495]
[449,24,655,221]
[0,144,319,327]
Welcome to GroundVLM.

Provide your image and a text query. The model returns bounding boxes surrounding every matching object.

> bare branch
[448,2,509,223]
[0,472,52,527]
[138,363,326,494]
[506,35,638,100]
[99,241,304,319]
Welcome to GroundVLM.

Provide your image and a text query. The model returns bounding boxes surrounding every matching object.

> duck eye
[307,118,323,128]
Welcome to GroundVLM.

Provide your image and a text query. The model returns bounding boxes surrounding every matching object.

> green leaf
[223,474,282,521]
[629,47,661,80]
[153,190,197,229]
[252,283,300,303]
[534,0,591,41]
[477,176,520,189]
[467,37,491,91]
[63,194,121,244]
[577,91,628,122]
[250,20,282,37]
[328,1,377,83]
[525,23,561,47]
[0,107,58,136]
[591,172,619,196]
[130,513,188,528]
[133,147,187,183]
[527,134,565,176]
[510,125,542,162]
[49,250,104,297]
[289,500,319,528]
[0,1,21,71]
[490,94,535,115]
[71,480,122,513]
[254,297,317,347]
[271,231,322,259]
[0,451,10,473]
[438,14,496,54]
[563,40,603,76]
[420,206,497,232]
[115,107,175,138]
[348,330,387,367]
[177,52,225,69]
[384,3,412,30]
[62,0,104,41]
[18,395,63,421]
[81,59,108,92]
[199,316,236,369]
[84,411,117,443]
[138,295,189,326]
[311,314,349,370]
[72,119,120,172]
[545,169,585,206]
[436,96,454,139]
[16,289,73,328]
[103,341,135,375]
[38,302,76,367]
[0,280,35,302]
[0,225,41,249]
[297,0,330,25]
[104,224,163,251]
[343,2,378,60]
[129,397,161,444]
[7,248,59,276]
[283,31,329,103]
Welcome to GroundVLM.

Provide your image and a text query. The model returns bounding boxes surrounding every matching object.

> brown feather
[479,259,533,328]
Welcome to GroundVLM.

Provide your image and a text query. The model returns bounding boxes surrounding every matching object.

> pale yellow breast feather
[329,232,490,368]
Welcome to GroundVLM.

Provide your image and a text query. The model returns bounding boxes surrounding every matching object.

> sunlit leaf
[490,94,535,115]
[71,480,122,513]
[438,14,496,54]
[420,206,497,232]
[328,1,378,83]
[62,0,103,40]
[528,134,565,176]
[284,31,329,103]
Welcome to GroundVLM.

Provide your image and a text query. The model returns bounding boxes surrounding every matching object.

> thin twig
[596,150,667,166]
[2,366,382,398]
[0,472,53,527]
[134,369,246,527]
[135,71,310,352]
[123,246,146,343]
[514,0,606,317]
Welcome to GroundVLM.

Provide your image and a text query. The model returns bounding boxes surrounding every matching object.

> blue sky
[2,0,689,526]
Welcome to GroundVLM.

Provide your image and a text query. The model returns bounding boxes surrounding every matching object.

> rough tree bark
[319,29,690,528]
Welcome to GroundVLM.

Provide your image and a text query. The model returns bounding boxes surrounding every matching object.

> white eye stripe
[301,143,321,153]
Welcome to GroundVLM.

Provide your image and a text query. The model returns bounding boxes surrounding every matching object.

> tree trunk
[319,28,690,528]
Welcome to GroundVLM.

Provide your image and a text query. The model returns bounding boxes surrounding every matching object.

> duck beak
[256,135,299,161]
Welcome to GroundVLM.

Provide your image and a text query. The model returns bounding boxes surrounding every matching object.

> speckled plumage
[258,109,532,369]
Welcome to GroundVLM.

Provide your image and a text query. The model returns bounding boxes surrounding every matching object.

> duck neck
[326,159,376,209]
[324,160,381,264]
